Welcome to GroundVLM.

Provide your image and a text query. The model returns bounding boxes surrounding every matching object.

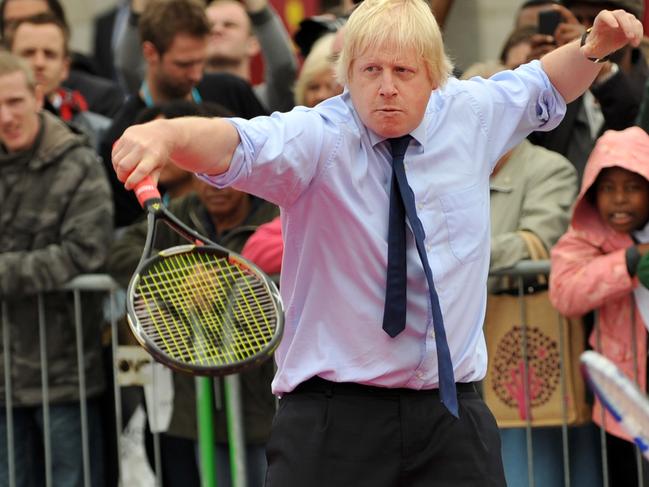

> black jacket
[99,72,267,228]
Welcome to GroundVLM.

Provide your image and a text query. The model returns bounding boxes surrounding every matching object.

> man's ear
[142,41,161,66]
[60,54,71,85]
[246,34,260,58]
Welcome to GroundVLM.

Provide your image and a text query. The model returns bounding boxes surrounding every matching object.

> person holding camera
[516,0,648,182]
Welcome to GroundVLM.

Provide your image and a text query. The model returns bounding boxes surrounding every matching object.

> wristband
[248,5,273,25]
[580,28,611,63]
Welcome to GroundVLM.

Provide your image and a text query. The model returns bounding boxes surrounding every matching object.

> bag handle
[517,230,549,285]
[517,230,549,260]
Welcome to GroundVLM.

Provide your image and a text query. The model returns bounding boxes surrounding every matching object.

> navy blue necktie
[382,135,459,418]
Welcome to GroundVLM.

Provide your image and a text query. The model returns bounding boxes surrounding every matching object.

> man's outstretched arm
[112,116,240,190]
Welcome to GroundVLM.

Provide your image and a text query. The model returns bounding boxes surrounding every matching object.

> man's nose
[32,51,46,67]
[188,63,204,84]
[379,71,397,96]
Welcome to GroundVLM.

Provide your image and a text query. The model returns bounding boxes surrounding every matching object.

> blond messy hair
[0,50,36,92]
[336,0,453,87]
[295,33,337,107]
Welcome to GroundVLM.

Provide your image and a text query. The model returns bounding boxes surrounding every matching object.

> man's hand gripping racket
[126,176,284,376]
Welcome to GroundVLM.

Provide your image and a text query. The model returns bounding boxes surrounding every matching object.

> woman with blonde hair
[294,33,342,107]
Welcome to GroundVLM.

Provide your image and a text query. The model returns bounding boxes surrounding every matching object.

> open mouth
[608,212,634,226]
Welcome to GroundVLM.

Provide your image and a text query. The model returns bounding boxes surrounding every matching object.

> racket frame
[126,194,284,376]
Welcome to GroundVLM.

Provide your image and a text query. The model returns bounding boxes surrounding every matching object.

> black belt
[291,376,477,396]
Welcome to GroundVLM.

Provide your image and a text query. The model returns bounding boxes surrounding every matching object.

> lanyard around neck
[140,81,203,108]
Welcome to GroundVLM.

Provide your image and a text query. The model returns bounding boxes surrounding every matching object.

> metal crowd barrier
[1,267,645,487]
[489,260,645,487]
[1,274,119,487]
[0,274,248,487]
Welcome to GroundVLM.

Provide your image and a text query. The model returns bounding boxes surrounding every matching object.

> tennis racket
[126,176,284,376]
[580,350,649,459]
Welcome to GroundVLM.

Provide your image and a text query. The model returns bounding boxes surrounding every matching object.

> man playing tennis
[113,0,643,484]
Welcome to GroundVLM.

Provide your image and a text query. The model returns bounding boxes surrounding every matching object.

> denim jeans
[501,423,603,487]
[0,401,103,487]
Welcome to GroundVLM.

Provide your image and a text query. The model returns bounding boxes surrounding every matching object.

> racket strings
[132,251,278,367]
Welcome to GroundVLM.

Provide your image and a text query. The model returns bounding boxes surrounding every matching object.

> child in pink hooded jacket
[550,126,649,486]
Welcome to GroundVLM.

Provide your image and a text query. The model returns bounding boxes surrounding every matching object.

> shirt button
[416,202,423,210]
[416,371,423,379]
[430,330,436,339]
[425,243,432,252]
[404,163,408,171]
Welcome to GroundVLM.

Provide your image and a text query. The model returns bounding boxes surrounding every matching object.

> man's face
[2,0,48,37]
[149,33,207,99]
[347,44,435,138]
[205,1,257,63]
[0,70,43,153]
[195,180,249,220]
[11,22,69,97]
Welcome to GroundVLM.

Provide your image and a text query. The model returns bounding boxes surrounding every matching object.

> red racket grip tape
[134,176,161,207]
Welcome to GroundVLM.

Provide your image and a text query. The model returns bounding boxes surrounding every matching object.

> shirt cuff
[248,6,273,26]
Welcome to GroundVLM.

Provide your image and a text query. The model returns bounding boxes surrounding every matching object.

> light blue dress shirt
[201,60,566,396]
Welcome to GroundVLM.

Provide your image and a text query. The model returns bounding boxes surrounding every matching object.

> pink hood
[572,126,649,237]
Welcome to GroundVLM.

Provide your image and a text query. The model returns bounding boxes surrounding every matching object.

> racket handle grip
[134,176,162,207]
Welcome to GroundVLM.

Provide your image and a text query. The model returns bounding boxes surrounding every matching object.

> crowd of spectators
[0,0,648,486]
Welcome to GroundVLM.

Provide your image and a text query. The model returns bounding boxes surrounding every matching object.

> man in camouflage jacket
[0,52,113,487]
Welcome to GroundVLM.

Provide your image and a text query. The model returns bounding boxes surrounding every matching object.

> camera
[538,10,561,36]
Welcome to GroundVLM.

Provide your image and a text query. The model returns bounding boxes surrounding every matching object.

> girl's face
[596,167,649,234]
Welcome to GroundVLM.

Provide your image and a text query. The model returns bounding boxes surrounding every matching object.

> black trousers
[264,377,506,487]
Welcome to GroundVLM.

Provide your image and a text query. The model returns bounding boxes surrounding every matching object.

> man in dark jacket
[0,52,113,486]
[99,0,267,229]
